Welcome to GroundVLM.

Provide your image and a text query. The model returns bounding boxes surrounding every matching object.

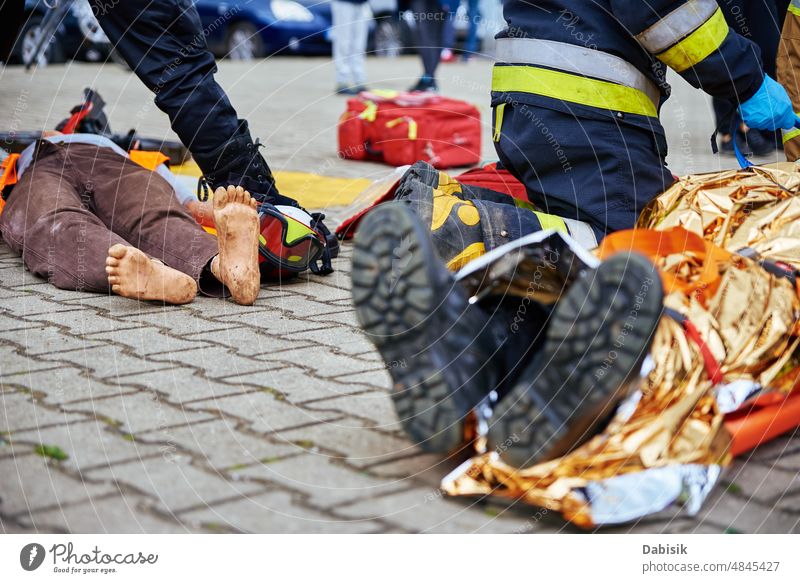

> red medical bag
[337,91,481,169]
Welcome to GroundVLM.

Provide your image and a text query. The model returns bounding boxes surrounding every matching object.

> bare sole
[211,185,260,305]
[105,244,197,304]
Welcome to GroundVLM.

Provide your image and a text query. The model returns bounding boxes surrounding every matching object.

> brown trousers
[0,141,220,294]
[778,8,800,162]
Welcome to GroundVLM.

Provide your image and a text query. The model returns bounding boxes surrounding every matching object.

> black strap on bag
[309,212,339,276]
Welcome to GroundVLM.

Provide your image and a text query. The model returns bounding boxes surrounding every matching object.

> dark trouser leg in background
[411,0,445,81]
[92,0,238,157]
[93,0,284,203]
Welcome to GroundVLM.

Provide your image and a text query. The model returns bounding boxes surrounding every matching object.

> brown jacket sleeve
[777,5,800,161]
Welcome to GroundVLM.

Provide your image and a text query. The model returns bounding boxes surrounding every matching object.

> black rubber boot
[352,203,516,453]
[193,120,298,207]
[487,253,664,468]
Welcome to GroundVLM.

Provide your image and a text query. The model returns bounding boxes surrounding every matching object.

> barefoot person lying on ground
[0,133,260,305]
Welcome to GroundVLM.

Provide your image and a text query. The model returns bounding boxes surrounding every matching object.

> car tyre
[11,14,65,66]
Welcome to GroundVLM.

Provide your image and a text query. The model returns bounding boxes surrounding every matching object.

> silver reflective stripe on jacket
[494,37,661,110]
[562,217,599,250]
[635,0,719,54]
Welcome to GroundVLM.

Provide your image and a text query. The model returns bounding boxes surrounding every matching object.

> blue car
[195,0,405,59]
[196,0,332,57]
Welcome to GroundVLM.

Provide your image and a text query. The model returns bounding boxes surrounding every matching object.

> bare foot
[106,245,197,304]
[211,185,260,305]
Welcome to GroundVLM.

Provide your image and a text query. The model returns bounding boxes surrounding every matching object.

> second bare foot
[106,245,197,304]
[211,185,260,305]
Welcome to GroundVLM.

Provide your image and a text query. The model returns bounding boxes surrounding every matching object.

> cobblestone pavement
[1,57,798,533]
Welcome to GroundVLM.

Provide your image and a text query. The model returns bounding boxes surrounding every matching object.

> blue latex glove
[740,75,800,131]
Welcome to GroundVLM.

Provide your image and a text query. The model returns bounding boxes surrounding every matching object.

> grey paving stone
[191,291,292,315]
[305,391,400,431]
[0,391,87,433]
[335,487,546,533]
[124,309,234,334]
[261,347,384,378]
[212,310,325,333]
[11,327,102,356]
[289,325,373,355]
[22,309,134,336]
[0,345,54,376]
[0,311,35,331]
[186,391,342,434]
[49,345,170,378]
[234,453,406,506]
[287,280,353,303]
[11,419,164,473]
[0,292,78,316]
[61,294,174,314]
[362,453,458,486]
[263,295,344,318]
[181,490,381,533]
[279,420,417,466]
[722,460,800,506]
[332,367,392,389]
[148,345,274,379]
[3,366,133,406]
[325,306,358,328]
[85,326,213,357]
[22,493,203,533]
[85,456,263,514]
[0,455,117,517]
[224,367,370,403]
[694,488,800,533]
[60,392,215,434]
[182,326,315,357]
[136,419,296,470]
[114,367,256,403]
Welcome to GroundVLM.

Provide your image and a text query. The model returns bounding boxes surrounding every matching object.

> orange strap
[128,150,169,171]
[597,226,732,304]
[0,153,21,191]
[0,153,22,216]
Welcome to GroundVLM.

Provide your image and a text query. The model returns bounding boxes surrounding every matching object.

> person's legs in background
[410,0,445,91]
[463,0,481,60]
[349,1,370,91]
[332,0,355,93]
[440,1,457,63]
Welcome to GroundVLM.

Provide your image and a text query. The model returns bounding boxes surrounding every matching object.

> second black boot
[487,252,664,468]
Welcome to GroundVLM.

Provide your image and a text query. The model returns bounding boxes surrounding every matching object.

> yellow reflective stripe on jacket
[534,211,568,233]
[783,127,800,144]
[492,65,658,118]
[636,0,718,54]
[655,8,729,72]
[791,0,800,16]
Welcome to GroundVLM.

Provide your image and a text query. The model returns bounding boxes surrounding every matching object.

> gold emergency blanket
[443,165,800,527]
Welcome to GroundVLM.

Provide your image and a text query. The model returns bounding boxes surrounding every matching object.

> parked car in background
[195,0,407,59]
